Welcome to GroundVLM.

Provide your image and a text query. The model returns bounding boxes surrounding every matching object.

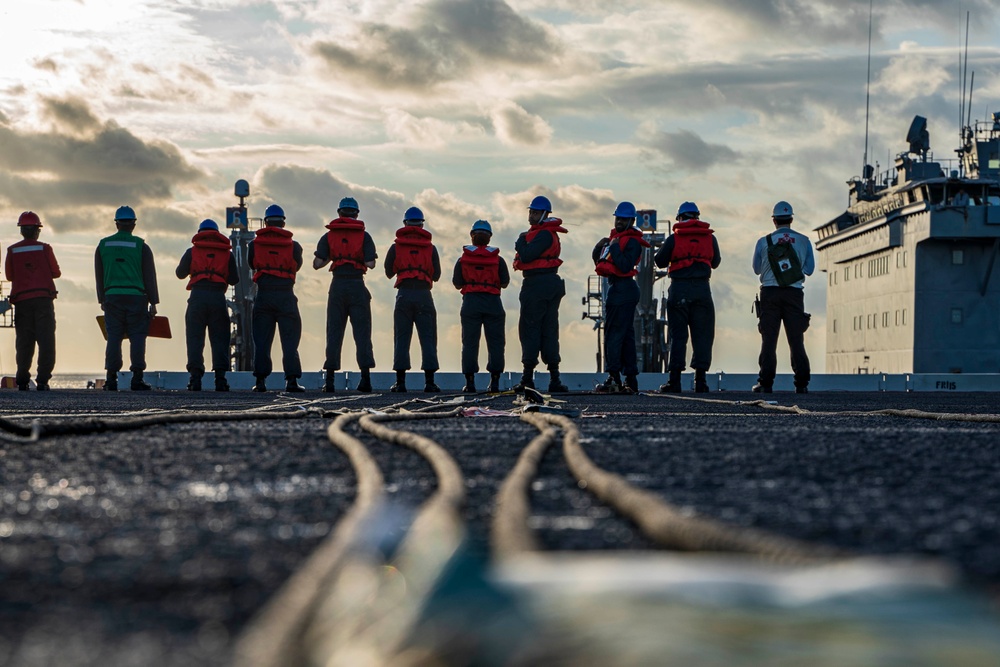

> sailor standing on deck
[593,202,649,394]
[95,206,159,391]
[752,200,815,394]
[654,202,721,393]
[512,195,568,393]
[5,211,61,390]
[314,197,377,393]
[248,204,304,393]
[453,220,509,393]
[175,219,238,392]
[384,206,441,393]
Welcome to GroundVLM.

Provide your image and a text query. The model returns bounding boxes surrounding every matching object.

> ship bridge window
[928,184,945,204]
[952,249,964,265]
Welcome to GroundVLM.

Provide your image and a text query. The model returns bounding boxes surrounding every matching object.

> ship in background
[815,110,1000,373]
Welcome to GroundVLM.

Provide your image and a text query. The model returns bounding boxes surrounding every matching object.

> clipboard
[97,315,172,340]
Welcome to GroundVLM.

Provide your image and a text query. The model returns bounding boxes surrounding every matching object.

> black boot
[625,375,639,393]
[103,374,118,392]
[284,378,305,392]
[323,371,336,392]
[596,374,622,393]
[752,382,772,393]
[36,383,50,391]
[390,370,407,393]
[488,373,501,393]
[659,369,681,394]
[187,374,202,391]
[356,368,372,393]
[214,371,229,392]
[423,370,440,393]
[513,368,534,392]
[547,367,569,393]
[695,369,709,393]
[462,373,476,393]
[252,377,268,392]
[130,371,152,391]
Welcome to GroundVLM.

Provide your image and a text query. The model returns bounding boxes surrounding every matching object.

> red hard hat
[17,211,42,227]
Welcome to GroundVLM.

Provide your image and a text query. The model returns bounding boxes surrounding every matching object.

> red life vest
[513,218,567,271]
[325,218,368,272]
[187,230,232,290]
[6,240,58,303]
[459,245,502,295]
[252,226,297,282]
[595,227,651,278]
[668,219,715,273]
[391,226,434,287]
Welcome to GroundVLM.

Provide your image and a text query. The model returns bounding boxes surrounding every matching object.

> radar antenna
[906,116,930,161]
[862,0,874,184]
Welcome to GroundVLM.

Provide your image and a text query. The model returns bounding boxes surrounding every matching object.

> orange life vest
[513,218,566,271]
[325,218,368,272]
[668,219,715,273]
[187,230,232,289]
[595,227,650,278]
[252,226,297,282]
[6,240,58,303]
[391,226,434,287]
[459,245,502,295]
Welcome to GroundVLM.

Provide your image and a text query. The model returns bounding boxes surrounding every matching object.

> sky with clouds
[1,0,998,376]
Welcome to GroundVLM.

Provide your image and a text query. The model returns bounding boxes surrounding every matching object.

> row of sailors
[4,196,814,393]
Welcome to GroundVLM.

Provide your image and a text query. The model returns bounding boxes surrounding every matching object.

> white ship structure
[816,112,1000,374]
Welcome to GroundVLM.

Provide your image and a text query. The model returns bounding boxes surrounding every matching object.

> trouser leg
[205,293,231,373]
[185,296,207,377]
[393,291,414,371]
[604,300,631,374]
[460,311,482,376]
[252,294,278,378]
[689,288,716,371]
[324,286,349,371]
[103,298,126,376]
[620,302,639,377]
[124,297,150,374]
[483,298,506,375]
[518,288,543,369]
[347,284,375,370]
[666,284,691,372]
[14,300,37,385]
[276,294,302,379]
[782,290,811,387]
[34,299,56,385]
[412,291,439,372]
[756,290,782,387]
[540,277,564,368]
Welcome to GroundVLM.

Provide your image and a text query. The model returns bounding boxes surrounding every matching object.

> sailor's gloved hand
[148,304,157,318]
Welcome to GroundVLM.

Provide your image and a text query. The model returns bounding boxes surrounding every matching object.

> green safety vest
[99,230,146,296]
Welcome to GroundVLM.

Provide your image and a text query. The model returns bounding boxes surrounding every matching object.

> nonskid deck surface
[1,391,999,666]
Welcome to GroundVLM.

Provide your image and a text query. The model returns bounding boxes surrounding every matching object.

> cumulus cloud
[41,96,102,135]
[384,108,486,147]
[0,97,202,229]
[490,102,553,145]
[313,0,561,88]
[642,128,741,173]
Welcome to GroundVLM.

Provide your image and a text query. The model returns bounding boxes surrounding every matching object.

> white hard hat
[772,201,794,218]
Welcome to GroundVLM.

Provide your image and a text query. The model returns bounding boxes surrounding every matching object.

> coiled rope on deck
[233,413,385,667]
[492,414,560,560]
[522,412,840,565]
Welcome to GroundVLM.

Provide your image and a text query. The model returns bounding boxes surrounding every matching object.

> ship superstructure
[816,113,1000,373]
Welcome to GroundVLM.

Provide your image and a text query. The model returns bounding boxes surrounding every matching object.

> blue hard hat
[339,197,359,211]
[114,205,136,222]
[614,201,637,218]
[677,201,700,218]
[199,219,219,231]
[471,219,493,235]
[264,204,285,220]
[528,195,552,212]
[404,206,424,221]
